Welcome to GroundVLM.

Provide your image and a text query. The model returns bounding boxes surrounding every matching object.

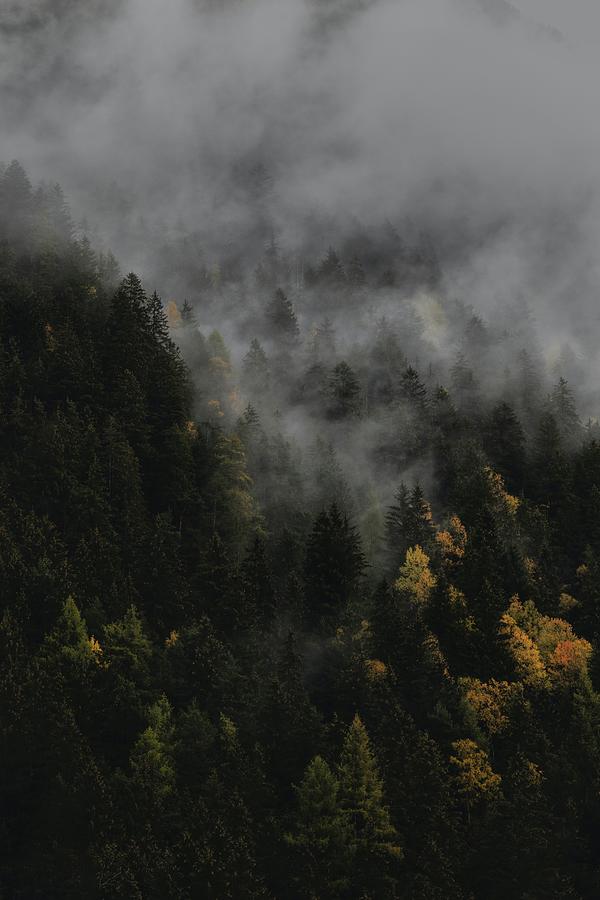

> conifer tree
[338,715,402,893]
[385,482,436,573]
[130,694,176,805]
[259,633,323,795]
[550,377,581,447]
[267,288,299,341]
[347,254,366,288]
[241,534,276,624]
[286,756,354,898]
[318,247,346,287]
[308,317,337,363]
[400,365,428,408]
[327,361,362,419]
[180,298,197,327]
[304,504,366,627]
[243,338,270,395]
[484,401,526,493]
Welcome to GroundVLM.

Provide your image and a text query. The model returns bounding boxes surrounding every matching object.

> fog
[2,0,600,528]
[3,1,600,253]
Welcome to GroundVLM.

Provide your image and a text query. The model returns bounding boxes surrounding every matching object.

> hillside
[2,160,600,898]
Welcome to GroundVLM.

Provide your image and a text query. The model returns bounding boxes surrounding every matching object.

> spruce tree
[338,715,402,894]
[266,288,299,342]
[286,756,354,898]
[304,504,366,627]
[243,338,270,395]
[400,365,428,408]
[484,401,526,493]
[327,361,362,419]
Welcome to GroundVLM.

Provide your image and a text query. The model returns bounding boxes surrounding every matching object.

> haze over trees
[4,0,600,897]
[2,158,600,898]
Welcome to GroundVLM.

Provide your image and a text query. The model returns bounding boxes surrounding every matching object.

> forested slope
[2,161,600,899]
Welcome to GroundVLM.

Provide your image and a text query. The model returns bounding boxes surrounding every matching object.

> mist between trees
[4,0,600,897]
[2,154,600,898]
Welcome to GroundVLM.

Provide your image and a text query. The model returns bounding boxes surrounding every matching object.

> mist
[3,1,600,265]
[3,0,600,532]
[7,8,600,893]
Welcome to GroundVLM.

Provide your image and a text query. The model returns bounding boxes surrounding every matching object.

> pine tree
[400,365,427,408]
[180,298,198,327]
[105,273,153,391]
[266,288,299,341]
[338,715,402,893]
[318,247,346,287]
[259,633,323,795]
[385,483,436,573]
[0,160,33,243]
[129,694,176,806]
[451,352,477,412]
[308,317,336,363]
[484,401,526,493]
[550,377,581,448]
[147,291,171,346]
[327,361,362,419]
[304,504,366,627]
[241,534,276,624]
[286,756,354,898]
[347,254,366,288]
[243,338,270,395]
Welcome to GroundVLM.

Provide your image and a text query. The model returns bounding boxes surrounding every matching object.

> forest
[2,156,600,899]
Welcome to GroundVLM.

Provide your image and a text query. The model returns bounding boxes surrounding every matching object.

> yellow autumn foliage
[88,635,107,668]
[394,545,437,604]
[436,515,467,564]
[463,678,521,735]
[558,593,578,613]
[365,658,387,681]
[500,596,593,686]
[500,611,548,686]
[450,739,502,803]
[484,466,520,517]
[524,760,544,787]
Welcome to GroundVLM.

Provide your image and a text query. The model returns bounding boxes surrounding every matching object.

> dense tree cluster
[3,162,600,898]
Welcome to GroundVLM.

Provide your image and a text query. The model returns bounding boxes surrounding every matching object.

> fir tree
[266,288,299,341]
[304,504,366,627]
[243,338,270,394]
[286,756,354,898]
[400,365,428,408]
[327,361,362,419]
[338,715,402,893]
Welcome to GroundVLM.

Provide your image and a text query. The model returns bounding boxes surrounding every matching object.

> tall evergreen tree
[327,361,362,419]
[304,504,366,627]
[266,288,299,342]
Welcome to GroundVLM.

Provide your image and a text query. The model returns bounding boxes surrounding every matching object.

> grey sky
[516,0,600,47]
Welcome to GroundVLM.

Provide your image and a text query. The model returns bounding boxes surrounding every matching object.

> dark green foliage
[385,482,436,574]
[484,401,527,493]
[304,503,366,627]
[4,163,600,900]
